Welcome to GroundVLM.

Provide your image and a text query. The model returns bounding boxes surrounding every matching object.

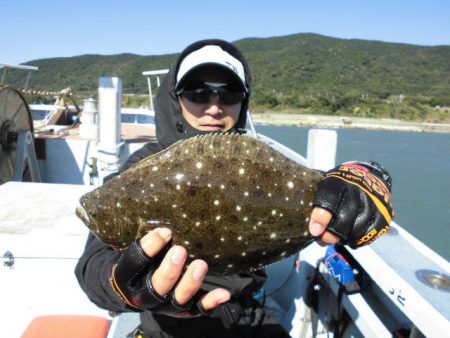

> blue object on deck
[323,246,359,291]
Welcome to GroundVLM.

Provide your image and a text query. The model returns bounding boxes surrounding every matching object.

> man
[76,39,393,337]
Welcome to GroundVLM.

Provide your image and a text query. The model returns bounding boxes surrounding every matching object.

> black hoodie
[154,39,251,148]
[75,40,288,337]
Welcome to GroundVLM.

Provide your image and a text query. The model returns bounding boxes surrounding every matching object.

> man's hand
[110,228,230,317]
[309,161,394,248]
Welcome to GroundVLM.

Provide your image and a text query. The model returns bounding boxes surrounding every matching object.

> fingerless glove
[313,161,394,248]
[110,240,211,317]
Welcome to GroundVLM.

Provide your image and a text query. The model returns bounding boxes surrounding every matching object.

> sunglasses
[178,83,246,105]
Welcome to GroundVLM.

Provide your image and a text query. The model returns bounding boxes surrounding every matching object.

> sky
[2,0,450,65]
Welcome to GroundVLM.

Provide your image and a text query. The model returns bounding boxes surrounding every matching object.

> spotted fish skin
[76,133,323,274]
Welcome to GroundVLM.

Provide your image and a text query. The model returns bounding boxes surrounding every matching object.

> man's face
[178,67,243,132]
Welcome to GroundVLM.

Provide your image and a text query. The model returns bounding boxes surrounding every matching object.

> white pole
[147,76,153,110]
[307,129,337,171]
[96,77,123,184]
[98,77,122,150]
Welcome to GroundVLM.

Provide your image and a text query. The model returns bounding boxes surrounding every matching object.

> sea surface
[256,125,450,261]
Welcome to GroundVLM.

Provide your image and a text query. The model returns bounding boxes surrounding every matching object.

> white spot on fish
[216,215,221,221]
[228,264,233,268]
[152,166,158,172]
[116,202,121,208]
[244,191,249,197]
[189,254,195,258]
[285,238,291,243]
[237,236,243,241]
[196,162,203,169]
[253,226,257,230]
[268,193,272,197]
[172,204,177,208]
[236,205,242,212]
[175,173,184,180]
[287,181,294,189]
[280,252,287,257]
[270,233,277,239]
[300,200,304,205]
[303,230,309,236]
[243,216,248,221]
[220,237,225,242]
[258,221,263,226]
[184,241,190,245]
[150,183,154,188]
[207,183,212,188]
[195,221,201,227]
[182,213,187,218]
[271,210,277,215]
[176,184,181,190]
[242,252,247,256]
[285,197,290,201]
[214,254,220,259]
[214,200,220,206]
[239,168,245,175]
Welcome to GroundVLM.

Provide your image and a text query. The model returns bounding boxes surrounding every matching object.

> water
[256,125,450,261]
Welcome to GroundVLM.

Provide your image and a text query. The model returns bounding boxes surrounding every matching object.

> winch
[0,85,40,183]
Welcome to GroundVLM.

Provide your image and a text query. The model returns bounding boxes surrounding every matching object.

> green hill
[6,33,450,122]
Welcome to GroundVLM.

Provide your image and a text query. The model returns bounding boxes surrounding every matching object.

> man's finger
[151,245,186,296]
[309,207,333,236]
[200,288,231,311]
[173,260,208,305]
[139,227,172,257]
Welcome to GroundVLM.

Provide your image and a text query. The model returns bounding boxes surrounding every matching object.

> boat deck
[34,123,156,143]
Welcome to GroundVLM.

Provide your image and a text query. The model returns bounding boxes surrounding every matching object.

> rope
[17,86,76,99]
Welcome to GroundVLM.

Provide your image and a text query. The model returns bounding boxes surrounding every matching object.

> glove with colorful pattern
[313,161,394,248]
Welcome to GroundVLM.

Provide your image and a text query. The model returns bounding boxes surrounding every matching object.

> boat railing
[142,69,169,110]
[0,62,38,90]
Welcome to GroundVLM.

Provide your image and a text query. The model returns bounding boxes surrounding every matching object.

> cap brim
[176,63,246,93]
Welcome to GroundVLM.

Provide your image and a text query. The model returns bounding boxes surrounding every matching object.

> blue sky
[2,0,450,64]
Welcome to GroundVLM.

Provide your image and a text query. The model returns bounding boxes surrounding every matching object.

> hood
[154,39,252,148]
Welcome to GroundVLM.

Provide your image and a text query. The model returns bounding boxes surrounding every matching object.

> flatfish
[76,133,323,274]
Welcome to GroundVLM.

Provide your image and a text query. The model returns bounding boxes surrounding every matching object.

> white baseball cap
[176,45,247,92]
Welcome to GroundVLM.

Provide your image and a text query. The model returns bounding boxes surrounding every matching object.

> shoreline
[250,113,450,133]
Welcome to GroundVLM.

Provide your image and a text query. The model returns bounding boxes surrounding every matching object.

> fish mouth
[76,206,95,230]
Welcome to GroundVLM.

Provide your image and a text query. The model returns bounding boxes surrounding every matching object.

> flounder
[76,133,323,274]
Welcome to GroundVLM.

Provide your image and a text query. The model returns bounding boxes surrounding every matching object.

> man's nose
[205,95,222,115]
